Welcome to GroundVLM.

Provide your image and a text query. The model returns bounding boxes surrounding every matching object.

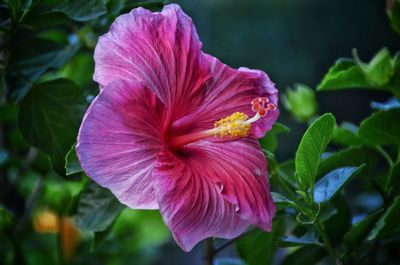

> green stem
[275,170,310,214]
[279,177,298,202]
[203,238,214,265]
[374,146,399,204]
[316,222,342,265]
[387,145,400,201]
[0,44,10,103]
[213,228,256,254]
[371,179,389,207]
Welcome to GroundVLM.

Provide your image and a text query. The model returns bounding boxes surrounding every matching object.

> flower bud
[282,84,317,122]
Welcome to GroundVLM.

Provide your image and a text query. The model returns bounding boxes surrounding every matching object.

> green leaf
[91,219,115,250]
[4,0,20,16]
[9,38,79,100]
[354,48,395,86]
[65,145,82,176]
[41,179,74,214]
[281,246,325,265]
[214,258,245,265]
[368,196,400,240]
[319,203,338,222]
[121,0,166,13]
[332,122,362,146]
[371,98,400,111]
[278,160,298,189]
[0,207,14,233]
[75,181,124,232]
[282,84,317,122]
[36,28,69,43]
[388,0,400,34]
[237,221,284,265]
[295,113,336,190]
[324,195,352,245]
[113,209,169,251]
[317,59,371,91]
[313,165,364,203]
[21,11,68,29]
[18,79,86,176]
[10,36,74,66]
[343,210,383,247]
[106,0,125,16]
[260,122,290,152]
[358,109,400,146]
[264,149,279,175]
[317,147,378,179]
[0,104,18,123]
[387,53,400,98]
[4,0,24,22]
[277,230,321,247]
[59,52,95,87]
[389,162,400,187]
[271,192,295,211]
[54,0,106,21]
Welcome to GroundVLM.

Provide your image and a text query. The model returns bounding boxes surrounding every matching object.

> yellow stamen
[213,112,251,138]
[168,99,275,148]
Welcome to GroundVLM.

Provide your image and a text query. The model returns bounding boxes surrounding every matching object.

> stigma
[168,97,276,148]
[213,97,276,138]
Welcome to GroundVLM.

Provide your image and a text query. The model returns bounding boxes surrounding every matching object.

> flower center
[213,112,250,138]
[168,97,276,149]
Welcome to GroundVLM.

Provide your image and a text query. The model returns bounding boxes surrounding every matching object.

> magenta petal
[171,57,279,138]
[153,154,248,252]
[94,3,279,138]
[94,4,210,117]
[192,138,276,230]
[237,67,279,137]
[86,4,278,251]
[76,80,165,209]
[153,138,275,251]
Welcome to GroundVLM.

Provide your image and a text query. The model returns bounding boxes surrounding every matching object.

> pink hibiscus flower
[76,4,279,251]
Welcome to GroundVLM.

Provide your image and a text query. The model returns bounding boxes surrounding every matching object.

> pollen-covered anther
[267,103,276,111]
[251,97,275,117]
[251,97,269,111]
[214,112,251,138]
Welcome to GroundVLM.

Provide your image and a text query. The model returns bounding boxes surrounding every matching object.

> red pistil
[251,97,275,117]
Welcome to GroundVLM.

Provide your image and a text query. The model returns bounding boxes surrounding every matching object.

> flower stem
[316,221,342,265]
[274,170,310,214]
[375,146,399,204]
[203,238,214,265]
[213,228,256,254]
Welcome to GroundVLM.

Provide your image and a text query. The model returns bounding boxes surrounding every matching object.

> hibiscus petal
[171,56,279,138]
[94,4,210,119]
[153,138,275,251]
[76,80,165,209]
